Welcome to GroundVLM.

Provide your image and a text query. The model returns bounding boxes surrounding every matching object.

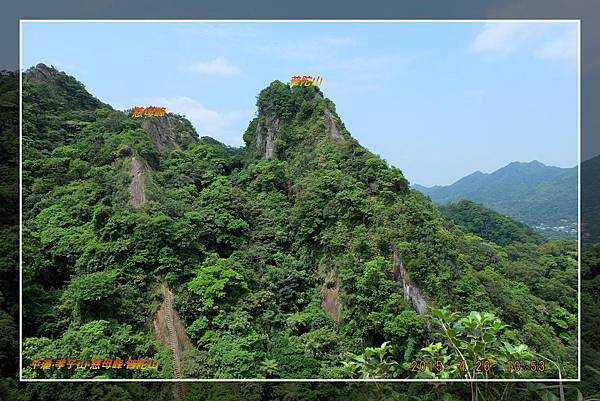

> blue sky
[22,21,578,186]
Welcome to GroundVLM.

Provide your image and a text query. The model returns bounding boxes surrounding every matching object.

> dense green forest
[1,65,598,400]
[19,64,578,381]
[582,154,600,244]
[414,160,577,238]
[0,70,19,388]
[439,200,545,247]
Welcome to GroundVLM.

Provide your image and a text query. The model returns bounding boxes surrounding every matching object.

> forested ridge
[439,200,545,247]
[8,62,583,396]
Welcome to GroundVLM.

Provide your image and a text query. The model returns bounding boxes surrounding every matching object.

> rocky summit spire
[25,63,58,82]
[23,63,199,151]
[23,63,106,111]
[244,80,349,160]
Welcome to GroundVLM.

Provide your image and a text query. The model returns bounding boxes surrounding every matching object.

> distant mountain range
[413,160,577,237]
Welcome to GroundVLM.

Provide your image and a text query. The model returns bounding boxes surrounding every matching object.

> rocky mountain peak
[141,113,199,152]
[25,63,59,82]
[246,80,348,159]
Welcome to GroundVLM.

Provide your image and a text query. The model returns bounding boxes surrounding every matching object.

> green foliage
[187,254,248,309]
[19,67,578,384]
[440,200,545,246]
[582,155,600,244]
[343,341,400,379]
[22,320,169,379]
[415,308,544,379]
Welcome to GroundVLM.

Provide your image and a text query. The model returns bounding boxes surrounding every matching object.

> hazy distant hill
[413,160,577,237]
[582,154,600,244]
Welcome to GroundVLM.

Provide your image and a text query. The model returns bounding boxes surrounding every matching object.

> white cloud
[535,26,578,61]
[180,58,241,77]
[470,22,544,57]
[259,36,354,62]
[470,22,578,61]
[131,96,253,146]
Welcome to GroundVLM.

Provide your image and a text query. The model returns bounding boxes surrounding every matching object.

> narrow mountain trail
[163,285,185,400]
[129,155,188,396]
[154,283,192,399]
[128,156,146,207]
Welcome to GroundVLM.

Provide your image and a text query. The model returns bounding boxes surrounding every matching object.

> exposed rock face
[321,265,342,322]
[254,116,281,159]
[25,63,57,82]
[141,116,182,151]
[324,108,344,142]
[128,156,147,207]
[392,250,428,315]
[250,81,348,159]
[265,124,276,159]
[254,106,343,159]
[255,121,263,150]
[322,284,342,322]
[153,283,192,396]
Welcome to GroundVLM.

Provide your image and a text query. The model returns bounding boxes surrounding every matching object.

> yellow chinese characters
[132,106,166,118]
[30,357,160,371]
[290,75,323,87]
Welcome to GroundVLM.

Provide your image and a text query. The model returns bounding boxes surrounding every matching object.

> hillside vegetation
[583,154,600,244]
[21,65,578,382]
[439,200,545,246]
